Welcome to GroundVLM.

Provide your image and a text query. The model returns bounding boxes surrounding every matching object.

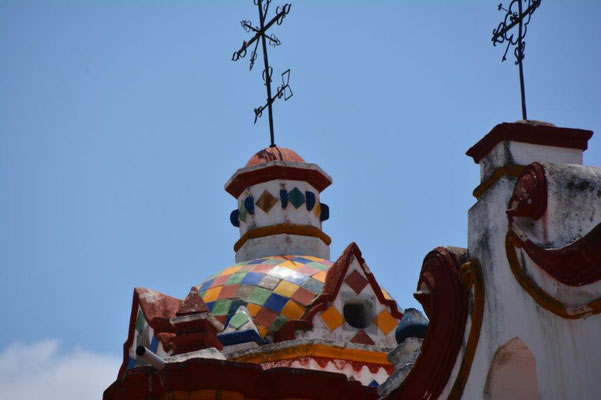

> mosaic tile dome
[198,255,332,337]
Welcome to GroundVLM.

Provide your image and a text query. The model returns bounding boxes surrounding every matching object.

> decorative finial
[232,0,293,148]
[492,0,541,121]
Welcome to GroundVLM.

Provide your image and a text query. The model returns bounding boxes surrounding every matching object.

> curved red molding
[387,247,468,399]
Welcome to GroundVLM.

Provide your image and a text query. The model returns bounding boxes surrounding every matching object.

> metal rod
[136,346,165,371]
[517,0,528,120]
[257,0,276,147]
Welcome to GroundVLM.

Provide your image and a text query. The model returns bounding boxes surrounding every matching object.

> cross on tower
[492,0,541,121]
[232,0,293,148]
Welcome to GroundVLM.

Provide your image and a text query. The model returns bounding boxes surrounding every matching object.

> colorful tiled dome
[198,255,332,337]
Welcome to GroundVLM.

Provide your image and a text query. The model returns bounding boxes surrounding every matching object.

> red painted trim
[510,224,601,286]
[104,358,378,400]
[507,162,548,220]
[466,122,593,163]
[507,163,601,286]
[386,247,469,400]
[117,288,181,378]
[302,242,403,329]
[225,164,332,198]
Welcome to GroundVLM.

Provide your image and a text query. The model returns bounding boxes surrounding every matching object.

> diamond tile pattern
[374,309,399,336]
[198,255,333,336]
[320,305,345,331]
[344,270,369,294]
[288,187,306,209]
[255,190,278,213]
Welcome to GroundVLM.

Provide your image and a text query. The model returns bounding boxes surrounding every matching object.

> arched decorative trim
[387,247,469,400]
[233,223,331,252]
[448,259,485,399]
[507,162,601,286]
[505,231,601,319]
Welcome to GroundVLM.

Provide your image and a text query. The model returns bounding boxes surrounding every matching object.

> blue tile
[280,190,288,208]
[247,258,267,265]
[305,191,315,211]
[291,256,312,264]
[320,203,329,221]
[150,336,159,352]
[264,293,288,313]
[199,279,215,292]
[244,196,255,215]
[241,272,264,285]
[205,301,215,312]
[126,357,136,370]
[230,210,240,227]
[368,380,379,387]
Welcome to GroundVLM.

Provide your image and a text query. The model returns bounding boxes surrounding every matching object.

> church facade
[104,121,601,400]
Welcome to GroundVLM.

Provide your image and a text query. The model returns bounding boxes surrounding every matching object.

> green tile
[135,311,145,334]
[288,187,305,209]
[264,257,283,265]
[301,278,324,294]
[307,261,329,270]
[247,287,271,305]
[212,299,232,315]
[228,311,250,330]
[269,315,288,332]
[239,205,247,222]
[226,272,247,284]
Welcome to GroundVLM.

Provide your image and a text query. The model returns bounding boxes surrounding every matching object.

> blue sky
[1,1,600,396]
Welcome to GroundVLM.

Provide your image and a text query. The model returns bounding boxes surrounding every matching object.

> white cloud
[0,340,120,400]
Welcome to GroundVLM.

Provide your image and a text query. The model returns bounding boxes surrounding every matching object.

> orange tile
[221,266,242,275]
[313,202,321,217]
[281,300,306,320]
[374,309,398,336]
[246,303,261,317]
[273,280,300,297]
[320,305,344,331]
[203,286,223,303]
[279,260,301,270]
[313,270,327,283]
[257,325,268,338]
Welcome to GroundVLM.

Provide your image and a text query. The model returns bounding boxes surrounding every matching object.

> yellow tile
[313,202,321,217]
[221,266,242,275]
[313,270,328,283]
[375,309,398,336]
[281,300,306,320]
[273,280,300,297]
[257,325,268,338]
[246,303,261,317]
[203,286,223,303]
[279,260,301,270]
[381,288,392,300]
[320,305,344,331]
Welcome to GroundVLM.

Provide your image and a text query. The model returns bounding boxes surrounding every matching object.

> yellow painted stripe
[230,343,391,366]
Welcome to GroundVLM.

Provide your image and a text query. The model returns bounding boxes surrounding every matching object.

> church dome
[197,255,332,337]
[245,146,305,167]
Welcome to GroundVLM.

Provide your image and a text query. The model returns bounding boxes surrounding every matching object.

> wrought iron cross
[232,0,293,148]
[492,0,541,120]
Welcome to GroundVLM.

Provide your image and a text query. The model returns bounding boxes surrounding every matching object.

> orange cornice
[229,343,391,366]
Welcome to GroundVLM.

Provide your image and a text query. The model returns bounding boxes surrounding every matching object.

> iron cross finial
[492,0,541,121]
[232,0,293,148]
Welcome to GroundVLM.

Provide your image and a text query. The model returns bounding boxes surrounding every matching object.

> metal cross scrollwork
[232,0,293,148]
[492,0,541,120]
